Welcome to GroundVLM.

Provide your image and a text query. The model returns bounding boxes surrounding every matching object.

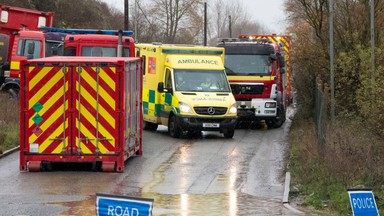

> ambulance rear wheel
[169,115,181,138]
[143,121,158,131]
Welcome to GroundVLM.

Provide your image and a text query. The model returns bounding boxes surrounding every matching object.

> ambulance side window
[165,69,172,89]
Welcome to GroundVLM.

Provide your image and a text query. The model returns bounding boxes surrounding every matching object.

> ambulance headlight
[179,102,192,113]
[229,103,237,114]
[265,102,277,108]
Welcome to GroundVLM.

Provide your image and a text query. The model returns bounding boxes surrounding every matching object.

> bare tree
[146,0,204,43]
[208,0,266,45]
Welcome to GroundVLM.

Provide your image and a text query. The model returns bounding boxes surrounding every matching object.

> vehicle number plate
[203,123,220,128]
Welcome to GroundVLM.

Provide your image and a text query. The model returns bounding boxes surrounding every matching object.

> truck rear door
[75,64,118,155]
[21,60,120,156]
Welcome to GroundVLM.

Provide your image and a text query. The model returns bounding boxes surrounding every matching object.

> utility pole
[135,0,137,42]
[229,15,232,38]
[124,0,129,30]
[204,2,207,46]
[370,0,375,101]
[329,0,335,123]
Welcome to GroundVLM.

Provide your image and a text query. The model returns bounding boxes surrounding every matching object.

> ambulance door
[160,68,173,125]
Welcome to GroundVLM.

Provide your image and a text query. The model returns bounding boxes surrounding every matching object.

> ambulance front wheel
[223,129,235,138]
[168,115,182,138]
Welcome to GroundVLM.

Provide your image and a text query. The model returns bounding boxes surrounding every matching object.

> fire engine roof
[218,43,275,55]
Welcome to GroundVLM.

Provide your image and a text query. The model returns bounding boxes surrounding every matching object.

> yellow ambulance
[135,43,237,138]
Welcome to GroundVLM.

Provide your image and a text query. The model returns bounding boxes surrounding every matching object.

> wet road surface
[0,107,325,215]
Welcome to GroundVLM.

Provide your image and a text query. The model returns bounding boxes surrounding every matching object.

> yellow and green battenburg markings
[142,89,180,117]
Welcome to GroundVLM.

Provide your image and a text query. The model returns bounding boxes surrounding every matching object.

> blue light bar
[39,27,133,36]
[162,49,223,55]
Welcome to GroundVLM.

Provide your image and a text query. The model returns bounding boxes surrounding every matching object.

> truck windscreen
[81,46,130,57]
[174,69,230,92]
[224,54,271,75]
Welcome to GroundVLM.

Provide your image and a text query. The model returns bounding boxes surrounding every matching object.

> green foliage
[0,0,124,30]
[335,42,384,137]
[0,94,19,153]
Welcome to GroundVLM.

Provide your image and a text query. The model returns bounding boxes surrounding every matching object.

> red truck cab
[64,34,135,57]
[0,4,59,96]
[39,27,135,58]
[218,34,292,128]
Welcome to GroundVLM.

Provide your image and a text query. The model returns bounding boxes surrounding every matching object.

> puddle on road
[51,192,313,216]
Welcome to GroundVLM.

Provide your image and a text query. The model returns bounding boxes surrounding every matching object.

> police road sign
[348,189,379,216]
[96,193,154,216]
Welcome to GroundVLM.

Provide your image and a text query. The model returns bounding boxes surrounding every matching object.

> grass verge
[0,93,19,154]
[289,115,384,215]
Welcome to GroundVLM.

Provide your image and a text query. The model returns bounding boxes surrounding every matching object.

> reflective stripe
[10,61,20,70]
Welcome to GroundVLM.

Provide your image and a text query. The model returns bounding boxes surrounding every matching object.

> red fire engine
[0,4,66,97]
[218,34,292,128]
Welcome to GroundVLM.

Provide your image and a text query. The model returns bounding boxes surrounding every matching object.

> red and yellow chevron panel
[19,57,143,172]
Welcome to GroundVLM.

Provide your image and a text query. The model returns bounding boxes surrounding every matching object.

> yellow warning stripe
[29,66,54,90]
[79,68,116,110]
[10,61,20,70]
[81,122,109,154]
[228,75,276,81]
[78,99,114,145]
[76,79,115,129]
[52,137,69,154]
[75,66,116,154]
[74,123,109,154]
[98,67,116,92]
[29,68,66,109]
[31,119,68,153]
[29,101,67,141]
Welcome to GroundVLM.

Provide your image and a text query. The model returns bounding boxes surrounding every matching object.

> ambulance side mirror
[158,82,173,94]
[157,82,165,93]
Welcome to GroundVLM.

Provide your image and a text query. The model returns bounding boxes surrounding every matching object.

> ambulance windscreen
[174,70,230,92]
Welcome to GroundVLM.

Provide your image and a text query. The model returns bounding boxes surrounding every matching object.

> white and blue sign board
[96,193,154,216]
[348,189,379,216]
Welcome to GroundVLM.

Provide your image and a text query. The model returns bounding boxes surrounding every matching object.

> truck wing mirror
[278,54,286,67]
[281,67,286,74]
[269,54,277,61]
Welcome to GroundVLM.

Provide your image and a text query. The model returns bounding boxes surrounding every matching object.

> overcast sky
[102,0,287,34]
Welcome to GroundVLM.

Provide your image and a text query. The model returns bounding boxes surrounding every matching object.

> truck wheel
[143,121,158,131]
[168,115,181,138]
[7,88,18,99]
[267,107,286,128]
[28,161,42,172]
[223,129,235,138]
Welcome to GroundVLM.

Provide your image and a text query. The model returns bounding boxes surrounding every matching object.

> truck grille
[230,84,264,95]
[194,107,228,115]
